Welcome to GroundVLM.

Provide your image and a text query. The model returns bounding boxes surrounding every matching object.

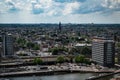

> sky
[0,0,120,24]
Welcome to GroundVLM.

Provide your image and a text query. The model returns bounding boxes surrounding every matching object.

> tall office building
[92,37,115,67]
[59,22,62,32]
[3,33,14,57]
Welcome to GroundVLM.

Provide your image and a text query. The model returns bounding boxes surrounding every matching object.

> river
[1,73,120,80]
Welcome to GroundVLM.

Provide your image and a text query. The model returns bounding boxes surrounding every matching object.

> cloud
[31,3,44,14]
[54,0,86,3]
[0,0,120,15]
[74,0,120,14]
[30,0,54,14]
[102,0,120,9]
[54,0,73,3]
[77,0,86,2]
[63,2,80,15]
[5,0,18,12]
[76,0,104,14]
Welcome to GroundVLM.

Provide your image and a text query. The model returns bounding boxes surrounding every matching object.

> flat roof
[93,38,114,42]
[75,43,92,46]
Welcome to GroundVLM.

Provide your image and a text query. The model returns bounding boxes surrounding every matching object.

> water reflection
[1,73,120,80]
[0,73,93,80]
[96,75,113,80]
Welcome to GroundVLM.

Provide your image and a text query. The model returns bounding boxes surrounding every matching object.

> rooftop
[92,36,114,42]
[75,43,92,47]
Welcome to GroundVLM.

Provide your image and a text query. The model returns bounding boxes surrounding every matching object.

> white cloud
[0,0,120,23]
[31,0,37,4]
[1,0,120,15]
[63,2,80,15]
[4,0,26,12]
[47,10,58,16]
[34,4,41,9]
[39,0,53,9]
[102,0,120,9]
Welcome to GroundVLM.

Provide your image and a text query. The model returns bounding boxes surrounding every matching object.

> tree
[69,47,78,55]
[84,59,91,65]
[16,38,26,48]
[81,47,92,58]
[75,55,85,63]
[75,55,91,64]
[26,42,34,49]
[33,58,43,65]
[52,48,59,55]
[50,47,68,55]
[57,56,65,63]
[117,42,120,47]
[68,54,74,63]
[61,39,70,45]
[33,44,40,50]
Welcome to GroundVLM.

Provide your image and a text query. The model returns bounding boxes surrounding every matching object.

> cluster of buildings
[0,23,120,68]
[0,33,116,68]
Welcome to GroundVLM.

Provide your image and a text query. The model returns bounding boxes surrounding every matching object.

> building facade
[92,37,115,67]
[117,47,120,64]
[3,33,14,57]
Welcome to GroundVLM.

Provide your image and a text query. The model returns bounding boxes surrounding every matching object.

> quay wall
[0,69,113,78]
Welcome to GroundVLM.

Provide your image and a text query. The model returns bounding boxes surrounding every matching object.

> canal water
[0,73,120,80]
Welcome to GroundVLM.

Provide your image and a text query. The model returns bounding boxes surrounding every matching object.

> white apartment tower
[3,33,14,57]
[92,37,115,67]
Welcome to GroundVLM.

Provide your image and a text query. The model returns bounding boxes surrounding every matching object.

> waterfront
[0,73,96,80]
[1,73,120,80]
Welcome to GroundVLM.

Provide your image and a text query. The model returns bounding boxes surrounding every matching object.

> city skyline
[0,0,120,24]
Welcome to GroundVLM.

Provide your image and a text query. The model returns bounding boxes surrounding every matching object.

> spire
[59,22,61,32]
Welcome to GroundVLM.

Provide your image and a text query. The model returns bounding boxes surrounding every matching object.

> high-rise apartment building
[117,47,120,64]
[3,33,14,57]
[92,37,115,67]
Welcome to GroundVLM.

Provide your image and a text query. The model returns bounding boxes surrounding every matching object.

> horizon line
[0,23,120,24]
